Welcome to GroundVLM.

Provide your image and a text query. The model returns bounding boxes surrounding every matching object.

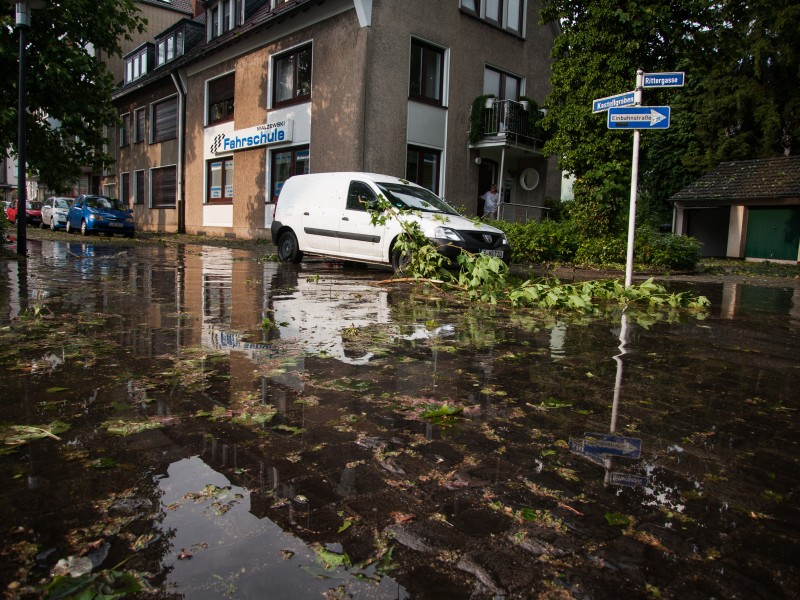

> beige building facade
[112,0,559,239]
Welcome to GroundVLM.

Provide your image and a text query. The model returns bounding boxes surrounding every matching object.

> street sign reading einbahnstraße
[592,91,636,113]
[643,71,685,88]
[608,106,670,129]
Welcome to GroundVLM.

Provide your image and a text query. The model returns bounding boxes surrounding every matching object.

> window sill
[272,96,311,110]
[408,97,448,110]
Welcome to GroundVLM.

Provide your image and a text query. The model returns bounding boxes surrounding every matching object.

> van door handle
[303,212,310,216]
[341,217,349,221]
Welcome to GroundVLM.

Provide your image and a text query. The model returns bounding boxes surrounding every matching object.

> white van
[270,172,511,272]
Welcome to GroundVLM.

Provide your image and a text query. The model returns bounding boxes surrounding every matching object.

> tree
[0,1,145,192]
[540,1,800,234]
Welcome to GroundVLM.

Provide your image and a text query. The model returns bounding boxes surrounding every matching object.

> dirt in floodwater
[0,238,799,599]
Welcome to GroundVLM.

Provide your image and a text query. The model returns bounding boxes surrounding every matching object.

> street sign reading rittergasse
[642,71,685,88]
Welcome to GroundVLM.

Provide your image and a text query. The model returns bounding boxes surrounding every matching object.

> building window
[270,146,309,202]
[461,0,525,35]
[409,39,445,105]
[151,165,177,207]
[119,113,130,147]
[157,28,185,67]
[210,5,220,39]
[133,108,145,143]
[134,170,145,205]
[273,45,312,107]
[207,157,234,202]
[124,48,148,84]
[484,66,521,100]
[207,73,235,125]
[406,145,440,194]
[120,172,130,205]
[222,0,232,33]
[152,96,178,143]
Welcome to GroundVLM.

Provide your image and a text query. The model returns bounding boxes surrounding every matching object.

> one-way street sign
[583,432,642,459]
[608,106,670,129]
[592,91,636,113]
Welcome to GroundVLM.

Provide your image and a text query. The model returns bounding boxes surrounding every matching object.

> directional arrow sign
[583,432,642,459]
[608,106,670,130]
[643,71,685,88]
[592,91,636,114]
[609,472,649,488]
[569,438,607,467]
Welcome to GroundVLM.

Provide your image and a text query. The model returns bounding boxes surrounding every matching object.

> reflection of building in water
[721,281,800,322]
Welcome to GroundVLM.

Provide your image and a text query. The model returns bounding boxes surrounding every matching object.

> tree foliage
[539,0,800,234]
[0,1,145,192]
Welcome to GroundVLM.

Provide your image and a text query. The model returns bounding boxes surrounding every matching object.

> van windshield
[376,183,459,215]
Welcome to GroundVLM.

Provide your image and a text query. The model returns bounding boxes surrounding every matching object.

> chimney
[193,0,206,18]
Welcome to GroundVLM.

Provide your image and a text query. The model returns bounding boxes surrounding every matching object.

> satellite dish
[519,168,539,191]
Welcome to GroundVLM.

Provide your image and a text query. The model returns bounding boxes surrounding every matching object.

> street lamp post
[8,0,46,257]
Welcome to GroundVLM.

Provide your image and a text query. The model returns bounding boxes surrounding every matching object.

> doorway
[477,159,497,215]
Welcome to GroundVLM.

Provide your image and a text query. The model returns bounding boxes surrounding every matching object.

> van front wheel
[277,231,303,263]
[391,247,412,276]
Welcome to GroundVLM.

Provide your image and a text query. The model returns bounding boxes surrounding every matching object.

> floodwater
[1,238,799,599]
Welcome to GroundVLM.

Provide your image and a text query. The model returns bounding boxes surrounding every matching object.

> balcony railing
[482,99,543,149]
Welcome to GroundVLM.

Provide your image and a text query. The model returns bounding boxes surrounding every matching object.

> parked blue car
[65,194,135,238]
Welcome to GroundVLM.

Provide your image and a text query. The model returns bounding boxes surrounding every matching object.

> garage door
[744,207,800,261]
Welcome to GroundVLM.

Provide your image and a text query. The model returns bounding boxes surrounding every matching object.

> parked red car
[5,199,43,227]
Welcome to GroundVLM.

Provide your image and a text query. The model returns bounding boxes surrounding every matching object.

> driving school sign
[210,120,294,154]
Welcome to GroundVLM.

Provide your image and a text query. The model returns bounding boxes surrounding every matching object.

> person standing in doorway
[481,184,499,217]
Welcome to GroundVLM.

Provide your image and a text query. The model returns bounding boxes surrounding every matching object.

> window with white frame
[151,165,177,208]
[484,65,521,100]
[460,0,525,35]
[152,96,178,143]
[208,0,242,40]
[134,170,145,205]
[409,38,445,105]
[124,47,148,84]
[133,108,145,143]
[156,27,184,67]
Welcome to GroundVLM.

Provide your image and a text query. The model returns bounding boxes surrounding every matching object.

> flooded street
[1,238,799,599]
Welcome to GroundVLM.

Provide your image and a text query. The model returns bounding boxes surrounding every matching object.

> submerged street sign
[592,91,636,113]
[583,433,642,459]
[608,106,670,129]
[643,71,685,88]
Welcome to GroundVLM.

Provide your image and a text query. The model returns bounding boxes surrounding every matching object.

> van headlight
[434,226,463,241]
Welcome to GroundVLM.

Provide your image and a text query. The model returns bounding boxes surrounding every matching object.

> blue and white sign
[609,472,649,488]
[592,91,636,114]
[583,432,642,459]
[608,106,670,129]
[643,72,685,88]
[569,438,607,467]
[211,120,294,154]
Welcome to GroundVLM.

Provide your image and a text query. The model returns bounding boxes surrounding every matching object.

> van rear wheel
[277,231,303,263]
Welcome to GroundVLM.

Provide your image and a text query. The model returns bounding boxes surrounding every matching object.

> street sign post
[592,91,636,113]
[608,106,671,129]
[608,472,649,488]
[643,71,685,88]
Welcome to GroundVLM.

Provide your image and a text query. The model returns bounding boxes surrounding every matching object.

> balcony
[470,98,545,152]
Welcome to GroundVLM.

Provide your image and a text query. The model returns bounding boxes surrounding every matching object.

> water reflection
[2,240,800,598]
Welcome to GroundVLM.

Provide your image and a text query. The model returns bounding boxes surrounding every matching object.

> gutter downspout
[171,71,187,234]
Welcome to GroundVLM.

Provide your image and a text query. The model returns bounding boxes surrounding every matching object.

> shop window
[207,157,234,202]
[273,45,312,107]
[270,146,309,202]
[406,145,440,194]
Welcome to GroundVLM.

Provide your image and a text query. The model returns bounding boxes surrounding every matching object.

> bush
[493,218,701,270]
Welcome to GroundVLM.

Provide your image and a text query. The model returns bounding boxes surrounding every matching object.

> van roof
[288,172,422,186]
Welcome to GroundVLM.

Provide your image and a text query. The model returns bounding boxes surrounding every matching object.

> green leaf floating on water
[604,512,632,527]
[420,403,463,419]
[312,544,351,569]
[0,421,70,449]
[101,419,164,436]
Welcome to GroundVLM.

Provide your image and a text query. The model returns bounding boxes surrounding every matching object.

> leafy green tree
[0,1,145,192]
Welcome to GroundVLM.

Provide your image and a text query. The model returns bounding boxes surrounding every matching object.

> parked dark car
[65,194,134,237]
[6,199,43,226]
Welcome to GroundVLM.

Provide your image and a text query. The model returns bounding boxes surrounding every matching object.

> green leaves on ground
[0,421,70,453]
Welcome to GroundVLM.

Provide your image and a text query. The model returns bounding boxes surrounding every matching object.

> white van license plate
[480,249,504,258]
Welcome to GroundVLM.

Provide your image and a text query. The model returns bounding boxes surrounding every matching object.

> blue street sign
[609,472,649,488]
[569,438,607,467]
[643,71,685,88]
[583,432,642,459]
[608,106,670,130]
[592,91,636,114]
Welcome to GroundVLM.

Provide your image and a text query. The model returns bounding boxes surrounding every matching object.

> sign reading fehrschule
[211,120,294,154]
